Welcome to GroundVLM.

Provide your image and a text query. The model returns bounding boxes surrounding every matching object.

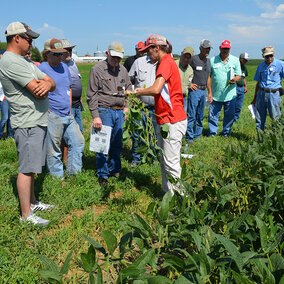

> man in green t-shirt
[0,22,55,226]
[175,47,194,112]
[235,52,249,121]
[208,40,241,136]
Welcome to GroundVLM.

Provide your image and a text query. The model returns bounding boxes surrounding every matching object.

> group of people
[0,21,283,226]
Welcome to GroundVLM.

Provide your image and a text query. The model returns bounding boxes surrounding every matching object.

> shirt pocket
[137,69,148,83]
[101,78,112,92]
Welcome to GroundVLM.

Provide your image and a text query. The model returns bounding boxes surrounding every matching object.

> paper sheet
[89,125,112,154]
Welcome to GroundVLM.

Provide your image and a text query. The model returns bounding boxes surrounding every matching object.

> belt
[100,105,124,110]
[197,86,207,90]
[261,88,280,93]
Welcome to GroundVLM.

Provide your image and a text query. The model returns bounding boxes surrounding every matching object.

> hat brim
[109,50,124,58]
[220,45,231,49]
[139,44,154,52]
[263,52,274,57]
[49,48,67,53]
[63,45,76,49]
[26,30,40,39]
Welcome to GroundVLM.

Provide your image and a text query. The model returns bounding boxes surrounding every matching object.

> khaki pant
[157,119,187,195]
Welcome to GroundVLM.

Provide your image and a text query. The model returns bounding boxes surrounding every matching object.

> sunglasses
[50,52,63,57]
[19,34,33,45]
[265,54,273,59]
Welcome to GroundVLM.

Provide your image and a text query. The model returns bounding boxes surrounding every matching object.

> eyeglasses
[19,34,33,45]
[265,54,273,59]
[50,52,63,57]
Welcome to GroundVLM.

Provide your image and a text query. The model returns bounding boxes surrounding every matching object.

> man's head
[61,39,76,63]
[262,46,274,66]
[219,40,231,58]
[106,42,124,69]
[135,41,145,58]
[239,52,249,65]
[43,38,67,67]
[180,46,194,68]
[199,39,212,58]
[5,22,39,56]
[139,34,171,63]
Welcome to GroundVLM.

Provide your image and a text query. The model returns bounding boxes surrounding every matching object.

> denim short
[14,126,47,174]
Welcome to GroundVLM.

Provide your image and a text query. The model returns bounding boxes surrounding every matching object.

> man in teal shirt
[208,40,241,136]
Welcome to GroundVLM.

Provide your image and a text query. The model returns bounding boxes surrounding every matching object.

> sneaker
[31,200,55,212]
[20,212,49,226]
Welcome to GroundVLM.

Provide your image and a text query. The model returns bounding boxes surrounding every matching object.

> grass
[0,60,282,283]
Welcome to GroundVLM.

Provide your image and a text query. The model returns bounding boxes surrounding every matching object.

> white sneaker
[31,200,55,212]
[20,212,50,226]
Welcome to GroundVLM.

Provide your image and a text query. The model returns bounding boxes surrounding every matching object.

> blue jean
[186,89,207,142]
[132,107,157,163]
[0,100,13,139]
[255,89,281,131]
[183,95,188,113]
[46,111,85,178]
[234,86,245,121]
[96,107,124,179]
[72,107,84,133]
[208,98,236,136]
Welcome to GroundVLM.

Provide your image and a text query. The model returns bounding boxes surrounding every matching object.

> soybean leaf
[231,271,254,284]
[148,276,173,284]
[255,216,268,251]
[130,248,155,270]
[96,264,103,284]
[39,270,62,282]
[215,234,243,271]
[60,250,72,275]
[101,230,117,256]
[159,191,172,221]
[132,213,153,238]
[37,254,59,272]
[160,123,169,139]
[163,254,185,272]
[82,234,107,256]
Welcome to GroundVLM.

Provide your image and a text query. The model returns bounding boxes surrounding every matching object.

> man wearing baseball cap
[234,52,249,121]
[252,46,284,133]
[87,42,132,185]
[175,46,194,113]
[124,41,145,72]
[38,39,85,179]
[208,40,241,137]
[0,22,56,226]
[186,39,212,145]
[61,39,84,134]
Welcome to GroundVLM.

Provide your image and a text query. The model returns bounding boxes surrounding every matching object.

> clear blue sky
[0,0,283,59]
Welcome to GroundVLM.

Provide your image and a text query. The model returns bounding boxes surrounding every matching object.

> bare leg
[30,174,36,206]
[17,172,33,219]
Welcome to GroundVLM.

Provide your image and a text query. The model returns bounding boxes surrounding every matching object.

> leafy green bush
[38,119,284,283]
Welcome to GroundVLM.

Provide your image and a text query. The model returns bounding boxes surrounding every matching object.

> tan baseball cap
[108,42,124,58]
[262,46,274,57]
[61,39,76,49]
[182,46,194,56]
[5,22,39,39]
[44,38,67,53]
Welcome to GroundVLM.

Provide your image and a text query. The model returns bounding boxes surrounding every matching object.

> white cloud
[229,24,272,39]
[261,4,284,19]
[36,23,64,38]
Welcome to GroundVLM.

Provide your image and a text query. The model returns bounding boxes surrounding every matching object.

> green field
[0,61,283,283]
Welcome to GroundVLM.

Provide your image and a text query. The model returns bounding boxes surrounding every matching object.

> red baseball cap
[139,34,167,52]
[136,41,145,51]
[220,40,231,48]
